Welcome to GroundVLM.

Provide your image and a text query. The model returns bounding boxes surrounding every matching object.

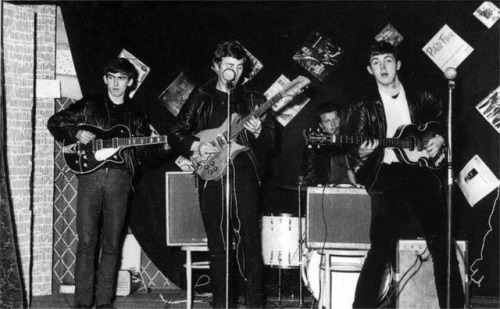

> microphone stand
[225,81,234,309]
[445,71,456,309]
[297,176,305,307]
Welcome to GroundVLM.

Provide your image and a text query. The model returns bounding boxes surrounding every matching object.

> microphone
[444,67,457,80]
[444,67,456,88]
[222,69,236,90]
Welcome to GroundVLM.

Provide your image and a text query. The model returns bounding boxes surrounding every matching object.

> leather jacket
[47,95,161,174]
[168,78,275,181]
[346,84,444,194]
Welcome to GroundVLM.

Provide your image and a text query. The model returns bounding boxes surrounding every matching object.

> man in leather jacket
[168,41,275,308]
[302,100,357,186]
[47,58,167,308]
[347,42,464,308]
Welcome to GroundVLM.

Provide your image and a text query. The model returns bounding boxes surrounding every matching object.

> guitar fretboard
[94,136,168,150]
[331,135,415,149]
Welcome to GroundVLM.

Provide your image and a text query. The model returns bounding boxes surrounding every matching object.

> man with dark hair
[47,58,167,308]
[168,40,275,308]
[348,41,464,308]
[303,99,357,185]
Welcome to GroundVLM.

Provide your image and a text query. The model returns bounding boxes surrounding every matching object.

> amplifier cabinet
[397,239,468,308]
[166,172,207,246]
[306,186,371,249]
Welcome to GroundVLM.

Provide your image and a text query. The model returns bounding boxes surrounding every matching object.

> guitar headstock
[272,76,311,111]
[304,128,331,148]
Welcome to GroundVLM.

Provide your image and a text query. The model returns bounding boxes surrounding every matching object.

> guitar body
[391,122,445,169]
[193,114,249,181]
[63,124,130,174]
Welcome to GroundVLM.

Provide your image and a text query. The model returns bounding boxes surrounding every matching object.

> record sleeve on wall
[293,32,343,81]
[157,72,196,117]
[118,49,150,98]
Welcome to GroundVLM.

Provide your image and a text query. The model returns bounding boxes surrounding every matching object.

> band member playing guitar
[347,41,464,308]
[168,40,277,308]
[47,58,168,309]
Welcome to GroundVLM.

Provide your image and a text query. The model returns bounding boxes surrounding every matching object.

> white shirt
[379,85,412,164]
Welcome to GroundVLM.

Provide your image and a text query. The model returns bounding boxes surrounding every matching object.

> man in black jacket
[47,58,167,308]
[168,41,275,308]
[348,42,464,308]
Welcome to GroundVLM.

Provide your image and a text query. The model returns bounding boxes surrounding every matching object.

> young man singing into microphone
[168,40,275,308]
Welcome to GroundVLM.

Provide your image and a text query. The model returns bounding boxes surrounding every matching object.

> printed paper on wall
[422,24,474,72]
[375,23,404,46]
[473,1,500,29]
[456,155,500,207]
[293,32,343,81]
[118,49,151,98]
[476,85,500,133]
[157,72,196,117]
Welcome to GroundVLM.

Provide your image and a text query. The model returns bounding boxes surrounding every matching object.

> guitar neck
[332,135,412,148]
[226,92,284,140]
[96,136,168,149]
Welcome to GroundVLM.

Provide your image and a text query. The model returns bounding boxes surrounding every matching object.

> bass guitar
[305,121,445,169]
[63,124,168,174]
[192,75,311,180]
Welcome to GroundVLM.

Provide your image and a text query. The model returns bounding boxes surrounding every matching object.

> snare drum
[261,214,305,268]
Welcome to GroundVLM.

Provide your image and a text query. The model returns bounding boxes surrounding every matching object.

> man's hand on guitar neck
[76,129,96,144]
[359,139,379,161]
[243,115,262,138]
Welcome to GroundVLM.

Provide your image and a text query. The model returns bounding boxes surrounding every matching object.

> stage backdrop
[59,1,499,299]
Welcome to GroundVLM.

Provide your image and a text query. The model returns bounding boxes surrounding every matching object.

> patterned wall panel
[4,3,35,303]
[32,4,56,296]
[52,97,78,289]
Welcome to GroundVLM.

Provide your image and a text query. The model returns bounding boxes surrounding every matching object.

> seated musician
[302,99,357,186]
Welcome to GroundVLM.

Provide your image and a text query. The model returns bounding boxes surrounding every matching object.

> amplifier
[306,186,371,249]
[397,239,468,308]
[166,171,207,246]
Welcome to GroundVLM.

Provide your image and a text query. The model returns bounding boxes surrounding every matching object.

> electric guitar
[305,121,445,169]
[62,124,168,174]
[192,75,311,181]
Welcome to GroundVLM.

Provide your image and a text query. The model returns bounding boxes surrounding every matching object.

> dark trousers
[199,164,263,308]
[353,164,464,308]
[74,168,131,307]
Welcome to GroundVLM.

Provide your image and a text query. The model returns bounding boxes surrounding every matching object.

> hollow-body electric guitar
[63,124,168,174]
[192,75,311,181]
[305,121,445,169]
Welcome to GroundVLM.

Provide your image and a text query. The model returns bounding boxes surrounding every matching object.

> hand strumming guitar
[425,135,445,158]
[76,129,96,144]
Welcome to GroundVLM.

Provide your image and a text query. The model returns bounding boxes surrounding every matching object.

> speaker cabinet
[166,172,207,246]
[397,239,469,308]
[306,186,371,249]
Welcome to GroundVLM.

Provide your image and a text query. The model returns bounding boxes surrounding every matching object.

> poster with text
[422,24,473,72]
[293,32,343,81]
[157,72,196,117]
[476,85,500,133]
[118,49,151,98]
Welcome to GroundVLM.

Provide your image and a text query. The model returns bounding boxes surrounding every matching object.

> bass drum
[301,250,393,305]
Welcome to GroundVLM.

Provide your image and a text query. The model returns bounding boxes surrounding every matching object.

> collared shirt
[379,85,412,164]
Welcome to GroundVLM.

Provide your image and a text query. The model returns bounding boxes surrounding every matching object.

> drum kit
[261,182,393,308]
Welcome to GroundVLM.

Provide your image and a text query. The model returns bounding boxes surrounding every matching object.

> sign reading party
[422,24,473,72]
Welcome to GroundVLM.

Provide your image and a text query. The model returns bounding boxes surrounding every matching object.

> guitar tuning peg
[308,144,312,149]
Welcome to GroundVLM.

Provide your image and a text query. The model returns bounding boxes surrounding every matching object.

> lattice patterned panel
[140,252,174,288]
[52,97,79,288]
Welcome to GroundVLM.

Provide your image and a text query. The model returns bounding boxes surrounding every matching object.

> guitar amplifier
[306,186,371,249]
[396,239,468,308]
[166,171,207,246]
